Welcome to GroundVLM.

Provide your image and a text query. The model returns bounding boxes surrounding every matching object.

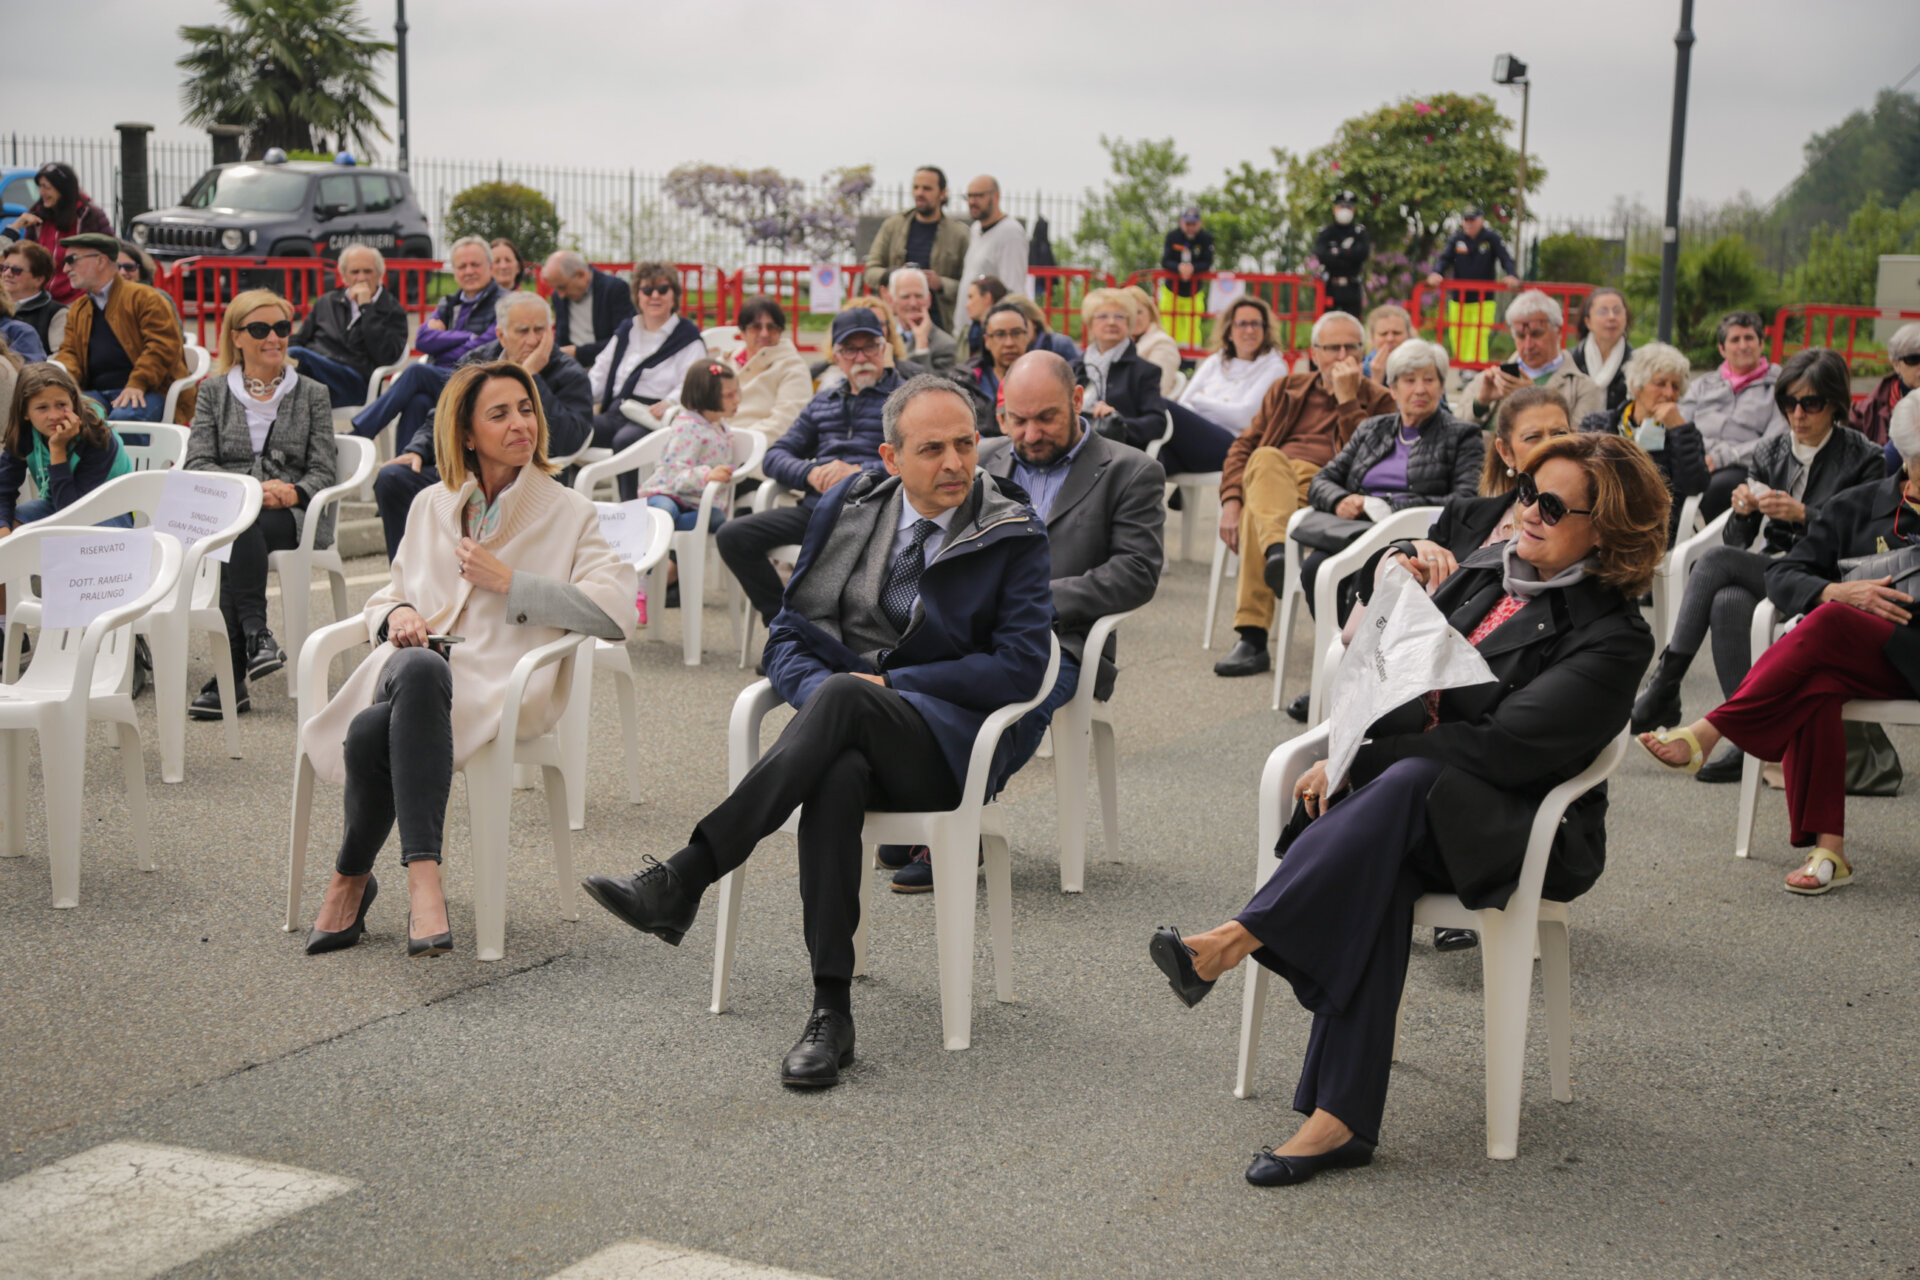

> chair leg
[2,729,27,858]
[211,633,242,761]
[285,753,315,931]
[542,763,577,920]
[1202,540,1232,650]
[1233,963,1271,1099]
[327,566,349,624]
[147,621,187,784]
[1478,911,1536,1160]
[559,660,590,831]
[41,718,84,908]
[278,567,310,701]
[1539,917,1574,1104]
[1092,716,1120,863]
[710,867,747,1014]
[1271,584,1300,712]
[467,750,510,962]
[113,720,155,872]
[929,819,981,1050]
[611,666,642,805]
[981,810,1014,1003]
[679,535,704,666]
[1051,707,1092,894]
[853,845,872,979]
[1734,749,1762,858]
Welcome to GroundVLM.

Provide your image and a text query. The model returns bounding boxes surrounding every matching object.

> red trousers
[1706,603,1909,845]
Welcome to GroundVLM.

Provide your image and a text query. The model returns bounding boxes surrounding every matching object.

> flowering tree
[665,164,874,259]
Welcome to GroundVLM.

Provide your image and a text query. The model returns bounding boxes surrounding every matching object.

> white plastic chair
[736,481,807,669]
[269,435,374,700]
[1732,599,1920,859]
[161,344,212,425]
[712,635,1062,1050]
[1142,411,1176,463]
[117,422,190,473]
[334,353,423,460]
[4,470,263,785]
[1233,722,1629,1159]
[1202,538,1239,650]
[1163,470,1219,565]
[1050,610,1133,893]
[1646,493,1705,644]
[700,325,744,359]
[1270,505,1441,717]
[0,529,183,907]
[572,427,765,665]
[284,617,589,961]
[556,505,675,830]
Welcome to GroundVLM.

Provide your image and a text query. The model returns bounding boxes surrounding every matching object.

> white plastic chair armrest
[496,633,589,747]
[956,633,1062,809]
[634,506,675,577]
[727,677,787,787]
[1669,508,1735,576]
[1257,724,1332,878]
[294,445,376,554]
[295,616,373,728]
[1749,597,1782,665]
[1073,609,1137,710]
[1508,733,1628,906]
[1312,506,1441,621]
[364,357,412,401]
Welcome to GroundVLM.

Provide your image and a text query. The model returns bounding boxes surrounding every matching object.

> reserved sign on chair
[39,529,155,630]
[153,471,246,564]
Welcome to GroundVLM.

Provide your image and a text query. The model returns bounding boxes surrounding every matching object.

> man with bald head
[953,175,1028,338]
[288,245,411,409]
[542,249,635,366]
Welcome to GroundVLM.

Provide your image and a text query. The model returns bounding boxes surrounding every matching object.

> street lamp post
[395,0,411,172]
[1658,1,1696,343]
[1493,54,1531,244]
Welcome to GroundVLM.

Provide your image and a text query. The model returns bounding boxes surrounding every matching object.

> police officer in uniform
[1424,204,1519,365]
[1313,191,1370,317]
[1159,207,1214,349]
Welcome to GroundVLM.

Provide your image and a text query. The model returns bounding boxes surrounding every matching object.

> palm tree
[178,0,395,160]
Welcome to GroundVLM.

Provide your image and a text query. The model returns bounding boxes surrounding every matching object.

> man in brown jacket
[1214,310,1394,677]
[53,232,187,423]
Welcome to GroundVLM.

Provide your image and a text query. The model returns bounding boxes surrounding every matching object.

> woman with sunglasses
[1150,431,1665,1187]
[1642,396,1920,894]
[1,163,114,305]
[1851,321,1920,456]
[1632,348,1884,781]
[115,241,158,287]
[585,261,706,460]
[184,290,337,719]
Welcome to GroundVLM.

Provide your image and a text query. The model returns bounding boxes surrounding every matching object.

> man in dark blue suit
[583,374,1052,1088]
[540,250,636,368]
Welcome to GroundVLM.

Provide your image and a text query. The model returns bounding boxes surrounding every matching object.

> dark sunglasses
[1896,354,1920,369]
[636,283,675,298]
[240,320,293,340]
[1514,473,1591,526]
[1780,394,1829,414]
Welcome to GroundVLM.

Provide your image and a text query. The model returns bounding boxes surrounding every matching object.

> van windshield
[183,166,309,213]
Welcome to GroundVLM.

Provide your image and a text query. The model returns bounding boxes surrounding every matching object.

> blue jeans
[349,362,450,441]
[646,494,724,532]
[84,392,165,423]
[12,497,136,529]
[288,347,370,408]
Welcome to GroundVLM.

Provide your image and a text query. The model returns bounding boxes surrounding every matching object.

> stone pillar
[209,125,247,167]
[114,122,154,233]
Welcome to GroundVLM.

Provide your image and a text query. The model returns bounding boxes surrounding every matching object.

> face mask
[1334,208,1354,226]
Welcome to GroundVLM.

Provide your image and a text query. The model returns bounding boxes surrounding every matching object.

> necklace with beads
[1397,419,1422,447]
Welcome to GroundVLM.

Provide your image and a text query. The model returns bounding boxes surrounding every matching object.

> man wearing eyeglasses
[720,308,901,631]
[51,232,187,423]
[1213,310,1396,678]
[1459,289,1604,426]
[952,176,1027,338]
[3,242,65,353]
[286,245,411,410]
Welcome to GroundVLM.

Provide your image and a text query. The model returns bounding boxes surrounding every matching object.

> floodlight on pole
[1493,54,1531,243]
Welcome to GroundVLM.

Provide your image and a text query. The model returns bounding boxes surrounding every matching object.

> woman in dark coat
[1641,395,1920,895]
[1579,341,1708,542]
[1151,432,1667,1187]
[1073,287,1232,475]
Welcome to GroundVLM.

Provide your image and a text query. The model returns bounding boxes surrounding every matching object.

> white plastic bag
[1324,561,1496,790]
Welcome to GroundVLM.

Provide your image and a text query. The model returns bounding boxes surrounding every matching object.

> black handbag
[1844,722,1904,796]
[1290,510,1374,553]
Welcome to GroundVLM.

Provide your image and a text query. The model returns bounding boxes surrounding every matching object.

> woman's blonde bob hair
[433,361,557,491]
[1081,286,1135,326]
[216,289,295,374]
[1522,432,1670,597]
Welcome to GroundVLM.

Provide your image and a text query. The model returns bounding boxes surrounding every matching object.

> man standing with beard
[719,308,902,628]
[865,167,969,330]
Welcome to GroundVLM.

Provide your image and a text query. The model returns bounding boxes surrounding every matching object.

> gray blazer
[186,373,339,548]
[984,427,1165,699]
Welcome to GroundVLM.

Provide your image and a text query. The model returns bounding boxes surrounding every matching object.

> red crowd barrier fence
[1118,269,1327,362]
[1769,304,1920,384]
[731,264,868,351]
[159,256,444,347]
[1029,267,1114,343]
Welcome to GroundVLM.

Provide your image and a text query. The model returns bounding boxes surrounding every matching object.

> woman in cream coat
[730,295,813,444]
[301,361,636,959]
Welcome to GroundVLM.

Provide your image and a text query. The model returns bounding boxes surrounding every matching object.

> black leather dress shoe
[580,856,700,946]
[305,876,377,955]
[1433,927,1479,952]
[188,677,248,720]
[1284,691,1310,723]
[1263,545,1287,596]
[1213,639,1270,678]
[1149,926,1216,1008]
[1696,746,1745,784]
[780,1008,855,1087]
[1245,1136,1376,1187]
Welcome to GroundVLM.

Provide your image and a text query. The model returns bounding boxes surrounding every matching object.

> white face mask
[1334,208,1354,226]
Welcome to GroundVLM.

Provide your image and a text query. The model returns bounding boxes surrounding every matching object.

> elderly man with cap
[1160,207,1215,350]
[719,307,905,629]
[1313,192,1371,318]
[51,232,187,423]
[1425,204,1519,366]
[541,249,635,367]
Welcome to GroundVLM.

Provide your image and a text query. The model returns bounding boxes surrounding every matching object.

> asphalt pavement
[3,550,1916,1279]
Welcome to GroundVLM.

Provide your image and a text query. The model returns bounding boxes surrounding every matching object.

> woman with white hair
[1641,394,1920,894]
[1852,320,1920,452]
[1461,290,1606,427]
[348,236,504,440]
[1580,341,1707,537]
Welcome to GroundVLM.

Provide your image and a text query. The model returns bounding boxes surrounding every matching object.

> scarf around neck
[1581,335,1626,393]
[1081,338,1130,405]
[1501,539,1599,597]
[1720,358,1771,396]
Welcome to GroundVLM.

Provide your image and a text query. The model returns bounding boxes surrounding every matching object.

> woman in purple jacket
[347,237,502,440]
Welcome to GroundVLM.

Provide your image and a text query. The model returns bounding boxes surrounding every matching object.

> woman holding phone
[298,362,636,959]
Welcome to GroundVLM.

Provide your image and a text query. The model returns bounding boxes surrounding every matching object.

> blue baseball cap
[831,307,885,345]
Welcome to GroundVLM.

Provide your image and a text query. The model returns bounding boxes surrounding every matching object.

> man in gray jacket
[887,267,958,373]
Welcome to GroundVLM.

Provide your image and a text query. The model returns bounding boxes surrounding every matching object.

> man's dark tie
[881,518,940,632]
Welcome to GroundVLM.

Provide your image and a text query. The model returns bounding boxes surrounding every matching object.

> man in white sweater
[953,175,1028,336]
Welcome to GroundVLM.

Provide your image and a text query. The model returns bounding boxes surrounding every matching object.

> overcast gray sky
[7,0,1915,219]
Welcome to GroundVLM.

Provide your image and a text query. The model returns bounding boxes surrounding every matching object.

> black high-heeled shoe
[407,909,452,958]
[305,876,377,955]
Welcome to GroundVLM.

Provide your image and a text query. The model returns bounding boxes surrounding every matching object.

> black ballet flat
[1245,1136,1376,1187]
[407,910,452,959]
[305,876,377,955]
[1149,926,1216,1009]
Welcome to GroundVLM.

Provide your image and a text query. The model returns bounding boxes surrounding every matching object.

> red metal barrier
[1121,270,1325,361]
[737,265,868,351]
[162,256,444,346]
[1029,267,1112,342]
[1769,304,1920,379]
[1406,279,1594,371]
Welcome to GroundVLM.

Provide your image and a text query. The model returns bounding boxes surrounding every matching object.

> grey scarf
[1081,338,1129,405]
[1501,539,1599,597]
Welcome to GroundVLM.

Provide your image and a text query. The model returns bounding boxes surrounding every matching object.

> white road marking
[0,1141,355,1280]
[550,1239,837,1280]
[266,571,390,598]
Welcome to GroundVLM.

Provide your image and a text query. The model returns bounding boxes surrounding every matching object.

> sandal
[1638,726,1705,775]
[1784,849,1853,896]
